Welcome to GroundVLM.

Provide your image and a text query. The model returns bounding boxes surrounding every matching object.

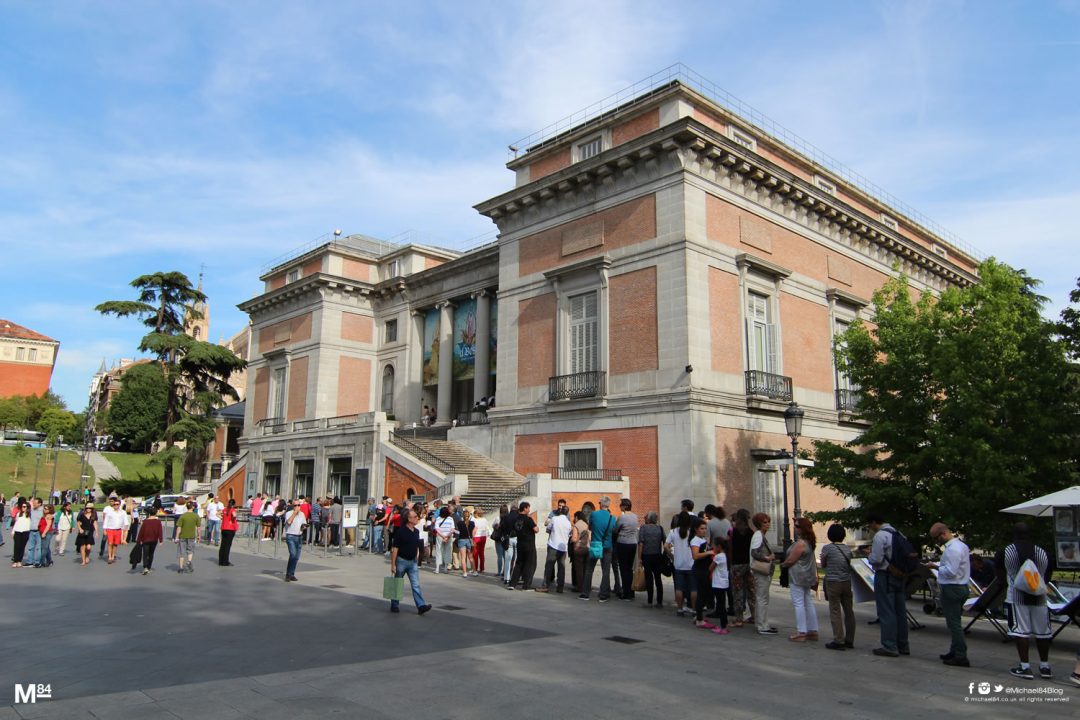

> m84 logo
[14,684,52,704]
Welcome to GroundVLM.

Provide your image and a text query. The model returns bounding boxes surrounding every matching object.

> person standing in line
[74,504,96,566]
[283,499,306,582]
[866,513,911,658]
[666,512,697,616]
[995,522,1054,680]
[54,502,75,557]
[613,498,640,601]
[492,505,509,577]
[433,507,456,574]
[310,498,323,545]
[0,493,6,549]
[455,510,475,578]
[730,509,756,627]
[10,500,31,567]
[819,524,855,650]
[219,499,238,566]
[204,493,224,546]
[249,494,263,538]
[501,504,521,585]
[470,507,490,576]
[928,522,970,667]
[134,509,164,575]
[581,496,617,602]
[101,497,127,565]
[38,505,55,567]
[706,505,734,614]
[537,506,573,593]
[637,511,665,608]
[174,500,201,574]
[389,508,433,615]
[707,534,731,633]
[750,513,778,635]
[509,502,539,591]
[689,517,719,631]
[781,517,819,642]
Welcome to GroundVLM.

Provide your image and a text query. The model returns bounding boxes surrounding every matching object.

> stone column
[410,310,426,423]
[436,301,454,424]
[473,290,490,404]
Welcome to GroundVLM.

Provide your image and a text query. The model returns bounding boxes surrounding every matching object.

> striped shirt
[1000,543,1049,606]
[819,542,853,583]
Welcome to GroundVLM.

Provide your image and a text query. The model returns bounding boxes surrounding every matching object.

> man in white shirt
[101,497,127,564]
[203,493,224,546]
[537,507,573,593]
[929,522,971,667]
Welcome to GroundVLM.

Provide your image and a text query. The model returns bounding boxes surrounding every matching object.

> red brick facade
[384,459,437,503]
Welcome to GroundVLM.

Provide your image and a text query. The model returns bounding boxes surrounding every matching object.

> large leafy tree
[0,397,28,433]
[103,362,169,452]
[37,407,77,447]
[97,272,246,491]
[806,259,1077,551]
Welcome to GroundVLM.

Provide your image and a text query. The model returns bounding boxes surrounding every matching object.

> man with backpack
[995,522,1054,680]
[866,513,915,657]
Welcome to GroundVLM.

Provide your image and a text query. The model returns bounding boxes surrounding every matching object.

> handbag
[660,553,674,577]
[632,564,646,592]
[750,559,772,575]
[589,516,615,560]
[129,543,144,566]
[382,575,405,601]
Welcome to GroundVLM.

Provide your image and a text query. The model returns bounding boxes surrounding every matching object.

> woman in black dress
[75,505,97,566]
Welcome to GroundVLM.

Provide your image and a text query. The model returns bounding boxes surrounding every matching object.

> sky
[1,0,1078,410]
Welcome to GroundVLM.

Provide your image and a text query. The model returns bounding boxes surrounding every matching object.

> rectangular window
[746,292,778,374]
[814,176,836,196]
[730,128,757,151]
[563,447,598,471]
[287,268,300,283]
[388,260,399,278]
[28,348,37,362]
[15,347,25,361]
[834,320,853,392]
[385,319,398,343]
[754,468,781,546]
[264,461,282,496]
[576,136,602,161]
[270,367,287,419]
[328,458,351,498]
[880,214,898,231]
[293,459,314,499]
[931,243,948,258]
[568,291,598,374]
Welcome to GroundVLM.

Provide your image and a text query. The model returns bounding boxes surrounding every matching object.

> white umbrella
[1000,486,1080,517]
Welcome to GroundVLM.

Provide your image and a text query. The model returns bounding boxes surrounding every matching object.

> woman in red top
[219,499,239,566]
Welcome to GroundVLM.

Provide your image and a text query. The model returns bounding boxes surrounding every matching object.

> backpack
[882,527,919,578]
[1012,558,1047,597]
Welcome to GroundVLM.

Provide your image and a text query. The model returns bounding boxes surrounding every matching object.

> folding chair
[963,577,1009,641]
[1050,592,1080,640]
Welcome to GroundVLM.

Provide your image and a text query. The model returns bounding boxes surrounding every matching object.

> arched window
[193,326,201,340]
[381,365,395,413]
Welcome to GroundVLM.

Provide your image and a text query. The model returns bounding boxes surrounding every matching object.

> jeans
[391,557,427,610]
[790,584,819,634]
[754,571,773,631]
[641,554,664,605]
[372,525,384,553]
[205,519,220,544]
[495,539,506,575]
[827,579,855,645]
[25,531,41,566]
[286,534,302,577]
[873,571,909,653]
[503,538,518,583]
[543,546,566,591]
[615,543,637,599]
[40,533,53,565]
[940,583,968,659]
[582,548,612,599]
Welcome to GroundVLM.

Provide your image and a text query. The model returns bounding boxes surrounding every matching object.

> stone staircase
[395,436,528,511]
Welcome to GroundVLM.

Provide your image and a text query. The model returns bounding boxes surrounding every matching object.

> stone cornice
[826,287,870,309]
[735,252,792,279]
[477,118,978,290]
[238,273,372,319]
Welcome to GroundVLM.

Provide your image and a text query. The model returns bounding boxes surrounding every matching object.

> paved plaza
[0,537,1076,719]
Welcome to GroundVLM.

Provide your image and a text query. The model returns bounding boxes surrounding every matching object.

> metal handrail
[836,388,861,413]
[744,370,793,401]
[508,63,982,261]
[456,411,490,426]
[550,467,623,481]
[389,432,456,474]
[481,481,532,511]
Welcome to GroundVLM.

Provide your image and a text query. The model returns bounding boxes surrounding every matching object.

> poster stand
[850,558,924,630]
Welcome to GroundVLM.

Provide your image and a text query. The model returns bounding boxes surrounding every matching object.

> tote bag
[382,576,405,601]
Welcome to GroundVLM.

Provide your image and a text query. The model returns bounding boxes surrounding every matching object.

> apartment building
[0,319,60,398]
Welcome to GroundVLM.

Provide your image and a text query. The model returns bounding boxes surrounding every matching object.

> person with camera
[283,499,306,582]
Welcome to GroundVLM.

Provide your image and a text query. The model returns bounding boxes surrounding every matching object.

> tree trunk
[163,370,179,493]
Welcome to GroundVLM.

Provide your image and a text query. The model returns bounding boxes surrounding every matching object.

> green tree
[10,442,28,482]
[24,391,66,429]
[0,397,28,433]
[37,407,77,447]
[103,362,169,452]
[97,271,246,490]
[806,260,1076,551]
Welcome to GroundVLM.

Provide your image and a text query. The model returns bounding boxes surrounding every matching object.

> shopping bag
[382,575,405,601]
[632,565,646,592]
[129,543,143,566]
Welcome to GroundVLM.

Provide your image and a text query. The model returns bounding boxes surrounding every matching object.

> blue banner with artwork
[422,309,439,386]
[453,299,477,380]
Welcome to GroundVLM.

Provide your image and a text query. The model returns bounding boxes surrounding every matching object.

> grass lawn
[100,451,181,483]
[0,445,93,498]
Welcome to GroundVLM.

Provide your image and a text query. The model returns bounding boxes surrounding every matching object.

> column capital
[436,300,456,311]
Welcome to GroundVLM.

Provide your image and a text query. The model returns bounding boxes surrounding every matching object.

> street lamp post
[49,435,62,500]
[784,401,805,520]
[32,452,42,498]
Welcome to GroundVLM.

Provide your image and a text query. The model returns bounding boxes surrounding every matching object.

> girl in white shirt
[708,547,731,632]
[471,507,491,576]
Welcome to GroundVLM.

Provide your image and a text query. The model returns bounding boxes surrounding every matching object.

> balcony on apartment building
[256,413,382,436]
[835,388,861,413]
[549,466,623,481]
[744,370,793,402]
[548,370,606,402]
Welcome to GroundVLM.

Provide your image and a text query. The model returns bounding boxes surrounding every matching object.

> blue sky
[2,0,1078,409]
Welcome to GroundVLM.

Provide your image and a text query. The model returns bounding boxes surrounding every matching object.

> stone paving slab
[1,539,1077,719]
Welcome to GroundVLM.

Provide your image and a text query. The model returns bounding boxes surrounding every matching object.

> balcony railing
[836,388,861,413]
[550,467,623,481]
[293,418,320,431]
[326,414,359,428]
[389,431,457,474]
[549,371,606,401]
[744,370,793,401]
[456,411,490,426]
